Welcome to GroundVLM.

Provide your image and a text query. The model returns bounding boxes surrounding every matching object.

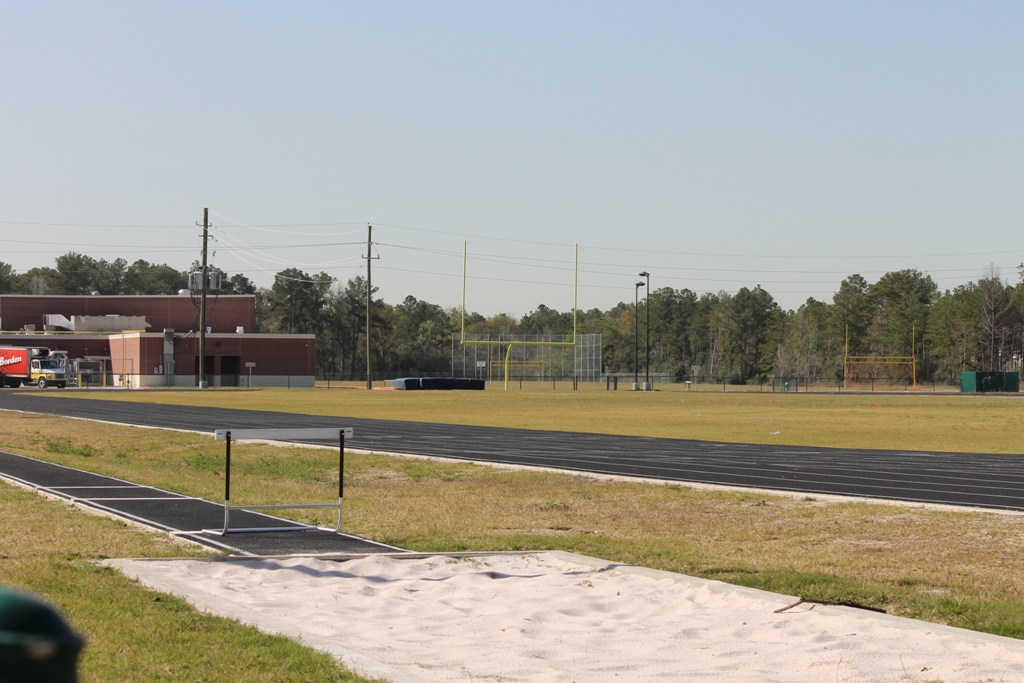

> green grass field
[3,387,1024,681]
[64,384,1024,453]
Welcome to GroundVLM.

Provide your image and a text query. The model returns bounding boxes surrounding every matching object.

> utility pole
[365,224,373,391]
[198,207,209,389]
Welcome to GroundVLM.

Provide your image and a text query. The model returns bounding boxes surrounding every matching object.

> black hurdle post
[338,430,345,531]
[223,430,232,534]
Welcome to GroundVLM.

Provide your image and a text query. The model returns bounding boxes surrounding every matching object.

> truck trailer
[0,346,67,388]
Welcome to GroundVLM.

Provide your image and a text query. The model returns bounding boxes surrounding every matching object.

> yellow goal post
[461,241,579,391]
[843,325,918,389]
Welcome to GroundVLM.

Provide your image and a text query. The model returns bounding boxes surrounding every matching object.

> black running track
[2,391,1024,512]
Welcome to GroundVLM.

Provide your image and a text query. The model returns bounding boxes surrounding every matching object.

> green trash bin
[961,371,1020,393]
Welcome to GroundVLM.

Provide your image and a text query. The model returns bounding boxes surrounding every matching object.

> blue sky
[2,1,1021,314]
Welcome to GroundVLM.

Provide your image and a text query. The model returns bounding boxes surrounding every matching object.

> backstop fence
[451,333,603,382]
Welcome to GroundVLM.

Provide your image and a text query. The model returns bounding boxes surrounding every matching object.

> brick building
[0,294,314,388]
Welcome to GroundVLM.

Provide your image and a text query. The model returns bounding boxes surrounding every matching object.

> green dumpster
[961,371,1020,393]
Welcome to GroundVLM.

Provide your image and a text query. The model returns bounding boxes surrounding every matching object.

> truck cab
[29,357,66,388]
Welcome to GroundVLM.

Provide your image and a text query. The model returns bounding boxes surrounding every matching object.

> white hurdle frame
[210,428,353,535]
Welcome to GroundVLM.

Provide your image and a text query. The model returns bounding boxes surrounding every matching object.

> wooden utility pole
[365,224,372,390]
[199,207,209,389]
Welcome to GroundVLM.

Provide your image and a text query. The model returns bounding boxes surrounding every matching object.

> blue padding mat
[397,377,485,390]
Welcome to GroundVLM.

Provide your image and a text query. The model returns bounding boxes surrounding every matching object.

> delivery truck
[0,346,67,388]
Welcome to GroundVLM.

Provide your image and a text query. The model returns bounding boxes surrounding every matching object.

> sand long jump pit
[105,551,1024,683]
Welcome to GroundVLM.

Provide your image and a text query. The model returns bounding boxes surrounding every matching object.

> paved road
[2,391,1023,511]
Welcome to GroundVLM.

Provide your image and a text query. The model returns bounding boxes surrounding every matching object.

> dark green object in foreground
[0,588,85,683]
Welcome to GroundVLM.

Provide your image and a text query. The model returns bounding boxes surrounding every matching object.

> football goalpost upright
[461,241,579,391]
[843,324,917,389]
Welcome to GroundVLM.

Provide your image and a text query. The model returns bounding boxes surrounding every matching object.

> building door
[221,355,240,387]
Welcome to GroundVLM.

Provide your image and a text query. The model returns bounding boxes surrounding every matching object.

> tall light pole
[198,207,209,390]
[634,280,645,389]
[366,225,372,390]
[639,270,650,388]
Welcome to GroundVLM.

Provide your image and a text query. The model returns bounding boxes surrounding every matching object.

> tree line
[0,253,257,297]
[2,253,1020,383]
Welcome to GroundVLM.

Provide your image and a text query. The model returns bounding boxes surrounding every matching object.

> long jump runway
[1,392,1024,512]
[0,448,404,556]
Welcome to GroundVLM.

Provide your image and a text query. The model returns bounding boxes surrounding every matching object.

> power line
[6,213,1024,261]
[372,221,575,248]
[5,234,1013,289]
[3,214,1021,306]
[0,221,192,228]
[379,242,1009,278]
[374,264,859,298]
[210,231,363,269]
[582,244,1024,261]
[191,215,1024,261]
[0,237,363,252]
[208,211,368,236]
[7,219,1022,267]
